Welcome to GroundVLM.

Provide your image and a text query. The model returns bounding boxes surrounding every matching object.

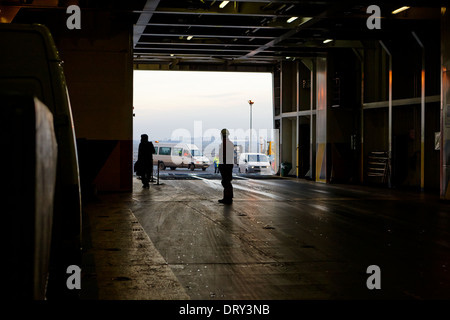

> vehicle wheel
[245,168,248,173]
[159,162,166,170]
[170,167,176,170]
[238,168,241,173]
[202,167,206,171]
[189,164,195,171]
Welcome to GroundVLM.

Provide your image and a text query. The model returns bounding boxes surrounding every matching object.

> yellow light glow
[323,39,333,44]
[219,1,229,9]
[392,6,410,14]
[287,16,298,23]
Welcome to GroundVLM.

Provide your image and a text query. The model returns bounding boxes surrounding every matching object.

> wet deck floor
[81,172,450,300]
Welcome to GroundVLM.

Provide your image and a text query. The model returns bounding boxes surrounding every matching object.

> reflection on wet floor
[83,173,450,300]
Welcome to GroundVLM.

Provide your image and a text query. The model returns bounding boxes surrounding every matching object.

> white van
[153,142,210,171]
[238,153,272,174]
[1,24,82,298]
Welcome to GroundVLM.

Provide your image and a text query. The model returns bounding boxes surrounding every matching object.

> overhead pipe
[379,41,392,188]
[412,31,426,191]
[296,61,300,178]
[352,48,364,184]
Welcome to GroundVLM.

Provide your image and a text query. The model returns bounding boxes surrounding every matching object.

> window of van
[159,147,171,155]
[248,154,269,162]
[172,148,183,156]
[191,149,202,156]
[153,147,158,155]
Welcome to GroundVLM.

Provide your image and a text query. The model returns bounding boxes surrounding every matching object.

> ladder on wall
[367,151,389,183]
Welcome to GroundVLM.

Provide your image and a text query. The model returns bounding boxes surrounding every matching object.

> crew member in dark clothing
[218,128,234,204]
[136,134,155,188]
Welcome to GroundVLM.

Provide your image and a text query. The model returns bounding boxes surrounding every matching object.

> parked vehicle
[238,153,272,174]
[0,24,81,299]
[154,142,210,171]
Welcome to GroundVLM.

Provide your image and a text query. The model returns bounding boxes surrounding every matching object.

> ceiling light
[298,17,313,26]
[323,39,333,44]
[287,16,298,23]
[392,6,410,14]
[219,1,229,9]
[187,36,193,40]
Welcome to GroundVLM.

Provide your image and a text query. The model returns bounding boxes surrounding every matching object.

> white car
[238,153,272,174]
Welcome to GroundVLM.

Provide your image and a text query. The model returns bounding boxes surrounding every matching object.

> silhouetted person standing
[218,128,234,204]
[136,134,155,188]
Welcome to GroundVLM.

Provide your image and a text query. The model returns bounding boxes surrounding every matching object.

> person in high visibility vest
[213,155,219,173]
[218,128,234,204]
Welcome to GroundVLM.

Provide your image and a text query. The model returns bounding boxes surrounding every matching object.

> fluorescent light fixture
[187,35,193,40]
[323,39,333,44]
[299,17,313,26]
[287,16,298,23]
[219,1,229,9]
[392,6,410,14]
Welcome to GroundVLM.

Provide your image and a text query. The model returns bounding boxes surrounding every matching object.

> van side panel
[153,142,209,170]
[0,24,82,299]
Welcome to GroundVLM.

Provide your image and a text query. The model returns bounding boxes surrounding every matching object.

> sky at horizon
[133,70,274,148]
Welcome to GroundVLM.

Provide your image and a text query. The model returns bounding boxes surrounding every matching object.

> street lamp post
[248,100,254,152]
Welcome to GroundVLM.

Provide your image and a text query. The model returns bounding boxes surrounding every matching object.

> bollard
[150,163,155,183]
[157,160,161,185]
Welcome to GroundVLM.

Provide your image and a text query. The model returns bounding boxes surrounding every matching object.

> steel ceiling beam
[133,0,443,67]
[133,0,160,49]
[133,9,292,18]
[140,33,277,40]
[243,16,317,58]
[136,41,260,47]
[140,22,288,29]
[202,0,329,3]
